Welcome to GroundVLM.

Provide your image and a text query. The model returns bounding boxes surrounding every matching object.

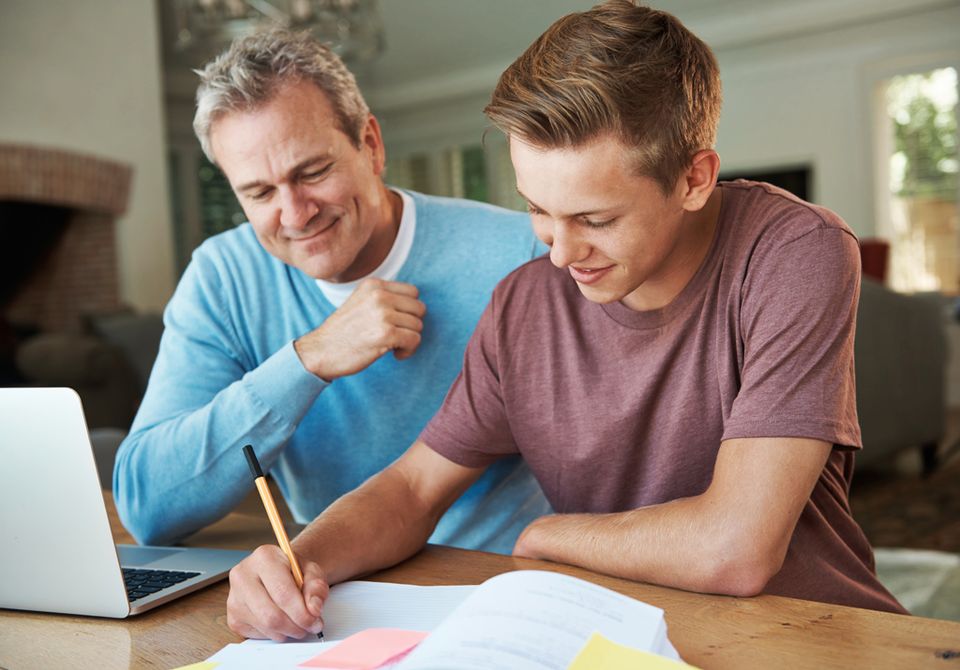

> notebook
[0,387,249,617]
[204,571,683,669]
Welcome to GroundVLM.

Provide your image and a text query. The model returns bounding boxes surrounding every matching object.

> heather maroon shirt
[422,181,905,613]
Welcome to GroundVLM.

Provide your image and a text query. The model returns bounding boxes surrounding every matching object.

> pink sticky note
[299,628,429,670]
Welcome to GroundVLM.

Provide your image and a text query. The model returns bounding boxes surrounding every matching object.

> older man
[113,30,550,553]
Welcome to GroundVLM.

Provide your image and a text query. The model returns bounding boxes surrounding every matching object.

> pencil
[242,444,323,640]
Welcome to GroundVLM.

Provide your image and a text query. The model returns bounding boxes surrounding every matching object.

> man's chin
[294,256,342,281]
[574,283,622,305]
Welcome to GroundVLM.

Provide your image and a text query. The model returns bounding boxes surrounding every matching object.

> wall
[715,3,960,237]
[373,2,960,238]
[0,0,175,313]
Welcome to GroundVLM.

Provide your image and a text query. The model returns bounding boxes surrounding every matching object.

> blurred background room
[1,0,958,621]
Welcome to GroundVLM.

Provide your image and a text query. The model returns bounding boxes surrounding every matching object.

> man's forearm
[291,465,442,585]
[115,342,324,545]
[514,495,778,597]
[515,438,831,596]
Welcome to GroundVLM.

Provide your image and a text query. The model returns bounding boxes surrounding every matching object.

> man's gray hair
[193,29,370,163]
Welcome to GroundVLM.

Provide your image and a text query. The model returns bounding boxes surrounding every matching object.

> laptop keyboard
[122,567,201,602]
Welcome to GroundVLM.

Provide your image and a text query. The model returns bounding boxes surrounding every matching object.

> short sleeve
[419,292,519,466]
[722,224,862,448]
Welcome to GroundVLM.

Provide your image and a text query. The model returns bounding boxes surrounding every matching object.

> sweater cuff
[243,340,329,427]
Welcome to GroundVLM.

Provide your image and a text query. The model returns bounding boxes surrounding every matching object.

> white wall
[374,2,960,238]
[715,3,960,237]
[0,0,175,313]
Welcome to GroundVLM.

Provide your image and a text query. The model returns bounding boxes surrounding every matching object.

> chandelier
[172,0,385,63]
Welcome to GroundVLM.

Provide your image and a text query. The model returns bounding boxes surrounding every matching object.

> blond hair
[485,0,722,193]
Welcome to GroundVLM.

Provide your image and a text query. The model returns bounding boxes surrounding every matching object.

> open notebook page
[397,570,679,669]
[320,581,475,640]
[206,582,475,669]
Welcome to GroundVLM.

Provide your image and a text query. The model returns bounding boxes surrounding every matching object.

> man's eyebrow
[235,155,333,193]
[515,187,609,218]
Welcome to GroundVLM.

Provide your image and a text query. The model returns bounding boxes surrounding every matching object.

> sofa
[854,278,948,472]
[15,312,163,428]
[14,311,163,485]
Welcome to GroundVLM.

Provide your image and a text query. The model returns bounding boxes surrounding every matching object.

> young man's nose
[548,221,587,268]
[279,187,319,230]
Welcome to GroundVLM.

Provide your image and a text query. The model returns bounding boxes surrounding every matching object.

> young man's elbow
[700,546,784,597]
[711,564,775,597]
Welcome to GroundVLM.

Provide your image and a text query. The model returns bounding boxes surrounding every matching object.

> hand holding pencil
[224,445,328,641]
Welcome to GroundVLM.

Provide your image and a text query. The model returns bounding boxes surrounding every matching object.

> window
[878,66,959,294]
[386,140,523,211]
[167,150,246,274]
[197,157,246,240]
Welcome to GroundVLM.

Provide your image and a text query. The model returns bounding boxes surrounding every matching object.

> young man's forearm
[514,437,831,597]
[290,466,439,585]
[289,441,482,585]
[513,495,776,596]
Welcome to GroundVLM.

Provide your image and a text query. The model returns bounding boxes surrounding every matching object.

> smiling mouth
[290,216,341,243]
[568,265,614,285]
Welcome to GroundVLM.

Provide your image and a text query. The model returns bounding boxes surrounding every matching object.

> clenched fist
[295,278,426,381]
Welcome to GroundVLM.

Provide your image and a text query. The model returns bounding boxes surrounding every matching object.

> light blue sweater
[114,191,551,551]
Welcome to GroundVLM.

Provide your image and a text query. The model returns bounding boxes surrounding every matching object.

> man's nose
[278,186,319,230]
[548,220,587,269]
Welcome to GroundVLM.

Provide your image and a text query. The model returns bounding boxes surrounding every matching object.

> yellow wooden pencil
[242,444,320,639]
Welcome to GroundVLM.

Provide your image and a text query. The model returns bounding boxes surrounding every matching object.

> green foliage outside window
[198,157,246,238]
[887,68,958,198]
[461,145,489,203]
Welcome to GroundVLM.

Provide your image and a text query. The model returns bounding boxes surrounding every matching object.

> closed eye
[581,217,615,228]
[526,204,545,216]
[249,187,274,202]
[301,164,333,182]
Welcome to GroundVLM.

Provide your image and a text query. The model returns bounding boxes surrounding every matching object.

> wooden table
[1,496,958,669]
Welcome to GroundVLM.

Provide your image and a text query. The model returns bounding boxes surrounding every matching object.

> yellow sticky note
[567,632,698,670]
[170,662,219,670]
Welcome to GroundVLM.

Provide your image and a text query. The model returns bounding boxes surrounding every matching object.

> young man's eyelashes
[581,217,615,228]
[526,204,615,229]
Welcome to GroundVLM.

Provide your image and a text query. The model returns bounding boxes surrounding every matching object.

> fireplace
[0,143,132,382]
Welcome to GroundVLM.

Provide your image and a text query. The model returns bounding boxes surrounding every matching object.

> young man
[225,1,904,641]
[112,30,551,553]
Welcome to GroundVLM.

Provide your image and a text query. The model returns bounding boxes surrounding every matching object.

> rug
[873,548,960,621]
[851,446,960,622]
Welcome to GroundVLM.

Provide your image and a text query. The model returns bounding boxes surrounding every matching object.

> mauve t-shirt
[421,181,905,613]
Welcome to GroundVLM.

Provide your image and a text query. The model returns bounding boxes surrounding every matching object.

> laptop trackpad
[117,545,184,567]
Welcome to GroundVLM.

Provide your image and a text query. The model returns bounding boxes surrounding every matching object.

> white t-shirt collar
[315,189,416,308]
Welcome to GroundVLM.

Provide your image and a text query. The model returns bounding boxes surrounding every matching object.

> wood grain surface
[1,494,958,669]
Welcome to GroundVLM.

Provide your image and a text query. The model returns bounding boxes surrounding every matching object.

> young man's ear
[680,149,720,212]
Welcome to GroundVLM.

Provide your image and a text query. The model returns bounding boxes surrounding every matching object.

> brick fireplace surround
[0,143,132,333]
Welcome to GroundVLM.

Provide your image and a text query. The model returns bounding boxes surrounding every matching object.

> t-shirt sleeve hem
[419,423,504,469]
[721,417,862,450]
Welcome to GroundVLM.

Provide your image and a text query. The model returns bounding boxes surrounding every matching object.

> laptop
[0,387,249,617]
